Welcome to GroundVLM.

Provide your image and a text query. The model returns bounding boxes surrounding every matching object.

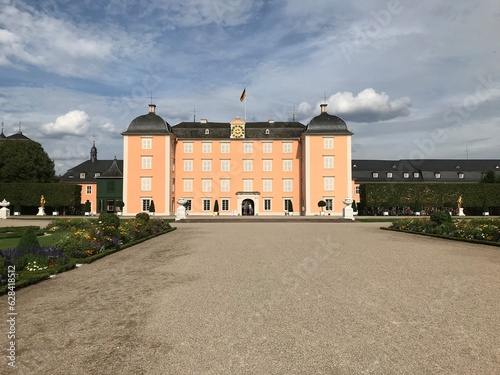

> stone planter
[483,212,489,216]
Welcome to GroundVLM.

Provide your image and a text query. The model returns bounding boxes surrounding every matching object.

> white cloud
[328,89,412,123]
[42,110,90,136]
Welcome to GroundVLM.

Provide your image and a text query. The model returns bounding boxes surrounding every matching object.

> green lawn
[0,231,66,250]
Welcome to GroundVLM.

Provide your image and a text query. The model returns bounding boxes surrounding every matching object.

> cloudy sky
[1,0,499,174]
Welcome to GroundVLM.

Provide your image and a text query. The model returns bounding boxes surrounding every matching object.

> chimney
[320,103,327,113]
[149,104,156,114]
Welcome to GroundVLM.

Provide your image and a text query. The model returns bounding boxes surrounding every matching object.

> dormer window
[458,172,465,179]
[372,172,379,178]
[265,129,270,135]
[386,172,393,178]
[204,129,209,135]
[403,172,409,178]
[80,172,86,179]
[413,172,420,178]
[94,172,100,178]
[434,172,441,179]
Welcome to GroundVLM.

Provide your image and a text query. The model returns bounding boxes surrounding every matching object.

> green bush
[430,211,452,225]
[136,212,150,223]
[18,227,40,249]
[98,212,121,229]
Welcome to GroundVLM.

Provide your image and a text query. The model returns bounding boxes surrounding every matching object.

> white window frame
[243,179,253,192]
[202,159,212,172]
[221,199,230,211]
[183,159,193,172]
[141,177,152,191]
[264,198,272,211]
[220,143,230,154]
[202,142,212,154]
[283,142,292,154]
[142,156,152,170]
[283,159,292,172]
[220,179,230,192]
[323,137,334,149]
[183,179,193,192]
[141,198,151,212]
[325,198,333,211]
[283,179,293,192]
[263,142,272,153]
[323,156,334,169]
[80,172,86,179]
[413,172,420,178]
[324,177,334,191]
[386,172,393,178]
[142,137,152,150]
[202,199,211,211]
[372,172,379,178]
[243,159,253,172]
[263,159,272,172]
[184,142,193,154]
[220,159,230,172]
[243,142,253,154]
[355,186,360,195]
[262,179,272,192]
[86,186,92,194]
[202,179,212,192]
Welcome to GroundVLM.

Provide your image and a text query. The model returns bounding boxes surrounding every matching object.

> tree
[352,200,358,212]
[84,200,91,213]
[480,170,500,183]
[318,200,326,211]
[149,200,155,213]
[213,199,219,214]
[288,200,293,213]
[0,140,55,182]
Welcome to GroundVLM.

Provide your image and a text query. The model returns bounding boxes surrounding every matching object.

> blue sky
[1,0,499,174]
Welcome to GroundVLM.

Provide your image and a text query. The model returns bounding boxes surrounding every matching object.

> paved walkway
[6,222,500,374]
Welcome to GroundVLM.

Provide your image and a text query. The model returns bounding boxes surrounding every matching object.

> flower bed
[387,217,500,246]
[0,214,175,293]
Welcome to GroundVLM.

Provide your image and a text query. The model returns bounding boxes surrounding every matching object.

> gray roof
[99,159,123,178]
[122,105,172,135]
[61,159,124,183]
[0,131,32,141]
[172,121,305,139]
[353,159,500,183]
[305,106,352,135]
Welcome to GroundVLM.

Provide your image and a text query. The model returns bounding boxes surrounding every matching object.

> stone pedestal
[0,199,10,219]
[458,208,465,216]
[342,198,354,220]
[175,198,187,221]
[37,207,46,216]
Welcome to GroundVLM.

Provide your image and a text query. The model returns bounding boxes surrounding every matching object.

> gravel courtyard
[6,222,500,374]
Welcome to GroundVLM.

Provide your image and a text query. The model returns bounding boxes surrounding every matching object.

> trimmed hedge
[0,183,81,208]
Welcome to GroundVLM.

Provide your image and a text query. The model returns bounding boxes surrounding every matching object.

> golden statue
[40,195,46,208]
[457,195,462,209]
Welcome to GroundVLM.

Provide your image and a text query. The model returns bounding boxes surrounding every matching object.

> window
[413,172,420,178]
[263,142,272,153]
[220,159,230,172]
[243,143,253,154]
[325,198,333,211]
[202,179,212,192]
[184,142,193,153]
[283,142,292,153]
[141,177,151,191]
[435,172,441,179]
[221,199,229,211]
[262,179,272,192]
[263,159,272,172]
[184,159,193,172]
[86,186,92,194]
[142,156,152,169]
[204,128,209,135]
[220,143,230,153]
[284,199,292,211]
[243,179,253,191]
[403,172,409,179]
[386,172,393,178]
[94,172,100,178]
[220,179,230,192]
[324,177,334,191]
[264,198,271,211]
[184,199,192,211]
[458,172,464,179]
[80,172,86,179]
[202,142,212,154]
[324,137,334,149]
[202,159,212,172]
[183,179,193,192]
[265,129,270,135]
[142,137,152,149]
[283,159,292,172]
[324,156,334,169]
[355,186,360,195]
[372,172,379,178]
[141,199,151,212]
[203,199,211,211]
[283,179,293,192]
[244,159,253,172]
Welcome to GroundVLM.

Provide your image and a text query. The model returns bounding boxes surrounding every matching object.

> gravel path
[4,222,500,374]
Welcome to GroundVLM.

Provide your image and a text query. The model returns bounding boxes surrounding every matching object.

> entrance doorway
[242,199,255,216]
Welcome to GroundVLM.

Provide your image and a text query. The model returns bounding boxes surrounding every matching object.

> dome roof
[123,104,172,134]
[305,104,352,134]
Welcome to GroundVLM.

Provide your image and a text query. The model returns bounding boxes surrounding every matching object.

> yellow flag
[240,88,246,102]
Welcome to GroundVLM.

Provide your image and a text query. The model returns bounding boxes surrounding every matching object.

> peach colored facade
[122,104,354,216]
[80,183,97,213]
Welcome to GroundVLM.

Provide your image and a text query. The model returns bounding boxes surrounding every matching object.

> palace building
[121,103,354,216]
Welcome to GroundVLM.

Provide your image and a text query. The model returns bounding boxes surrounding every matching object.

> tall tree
[0,140,55,182]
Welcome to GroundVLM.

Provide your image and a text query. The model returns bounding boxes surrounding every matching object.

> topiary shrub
[136,212,150,223]
[149,200,156,214]
[18,227,40,250]
[98,212,121,229]
[430,211,452,225]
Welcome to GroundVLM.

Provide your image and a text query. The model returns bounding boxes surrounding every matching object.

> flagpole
[244,91,247,121]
